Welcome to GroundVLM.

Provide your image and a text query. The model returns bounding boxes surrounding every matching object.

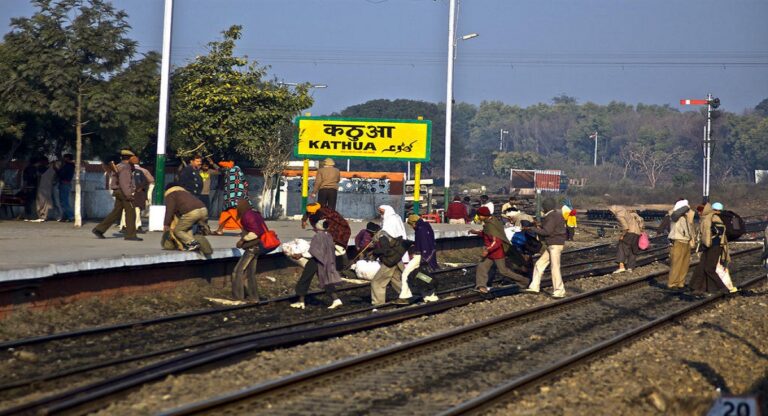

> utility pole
[499,129,509,151]
[589,131,598,166]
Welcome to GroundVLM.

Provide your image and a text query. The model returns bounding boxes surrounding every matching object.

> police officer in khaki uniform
[92,149,143,241]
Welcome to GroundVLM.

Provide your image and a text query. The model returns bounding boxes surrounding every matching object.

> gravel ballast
[91,247,766,415]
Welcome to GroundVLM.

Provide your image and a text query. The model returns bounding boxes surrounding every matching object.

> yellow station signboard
[294,117,431,162]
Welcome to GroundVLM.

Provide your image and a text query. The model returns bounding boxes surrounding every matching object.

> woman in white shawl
[378,205,413,301]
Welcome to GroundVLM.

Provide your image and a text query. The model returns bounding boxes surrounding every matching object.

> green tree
[754,98,768,117]
[492,151,543,177]
[170,26,312,214]
[1,0,137,227]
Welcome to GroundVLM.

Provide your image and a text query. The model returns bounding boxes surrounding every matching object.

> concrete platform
[0,218,481,283]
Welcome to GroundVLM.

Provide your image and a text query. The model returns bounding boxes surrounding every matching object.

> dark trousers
[617,233,640,269]
[232,247,261,300]
[690,246,728,293]
[23,188,36,218]
[406,264,438,296]
[94,191,136,239]
[295,258,338,298]
[59,182,73,220]
[476,257,528,289]
[317,188,338,211]
[199,194,210,212]
[566,226,576,241]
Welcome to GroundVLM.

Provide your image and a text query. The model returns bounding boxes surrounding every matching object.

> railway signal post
[680,94,720,204]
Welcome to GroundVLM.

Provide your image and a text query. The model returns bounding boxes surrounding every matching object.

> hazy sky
[2,0,767,115]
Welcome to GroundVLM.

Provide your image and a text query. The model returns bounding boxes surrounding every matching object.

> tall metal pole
[593,131,598,166]
[443,0,456,210]
[704,93,712,203]
[148,0,174,231]
[704,94,712,204]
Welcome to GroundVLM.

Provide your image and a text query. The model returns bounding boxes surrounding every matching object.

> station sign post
[295,116,432,214]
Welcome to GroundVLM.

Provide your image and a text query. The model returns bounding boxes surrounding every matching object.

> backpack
[719,210,746,241]
[518,230,542,255]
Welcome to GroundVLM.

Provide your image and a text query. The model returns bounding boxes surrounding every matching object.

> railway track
[157,247,765,416]
[0,240,639,397]
[0,238,683,415]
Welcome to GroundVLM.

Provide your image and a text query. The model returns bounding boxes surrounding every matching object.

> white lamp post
[444,0,477,208]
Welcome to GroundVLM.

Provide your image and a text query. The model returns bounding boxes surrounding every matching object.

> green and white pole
[149,0,174,231]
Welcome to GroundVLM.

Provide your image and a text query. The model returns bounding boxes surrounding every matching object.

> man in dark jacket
[178,154,203,197]
[370,232,406,306]
[92,149,142,241]
[163,182,208,251]
[524,198,567,298]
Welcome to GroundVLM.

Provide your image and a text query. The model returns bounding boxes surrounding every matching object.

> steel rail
[157,246,762,416]
[0,240,618,351]
[440,261,767,415]
[0,241,681,415]
[0,239,636,395]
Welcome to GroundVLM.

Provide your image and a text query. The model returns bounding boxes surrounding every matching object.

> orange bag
[259,226,281,251]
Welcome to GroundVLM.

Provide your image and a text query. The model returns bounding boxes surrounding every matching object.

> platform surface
[0,218,480,282]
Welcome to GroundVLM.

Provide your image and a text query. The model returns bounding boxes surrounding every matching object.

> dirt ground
[0,246,487,341]
[89,244,767,416]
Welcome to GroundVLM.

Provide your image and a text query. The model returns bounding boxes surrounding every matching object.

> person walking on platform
[231,199,268,301]
[178,154,203,198]
[199,158,220,214]
[121,156,154,233]
[471,206,528,294]
[290,219,344,310]
[162,183,208,251]
[446,195,469,224]
[404,214,439,302]
[690,202,731,294]
[92,149,142,241]
[33,157,55,222]
[213,161,249,235]
[610,205,644,273]
[311,158,341,210]
[56,154,75,222]
[667,199,695,289]
[21,157,40,220]
[524,198,567,298]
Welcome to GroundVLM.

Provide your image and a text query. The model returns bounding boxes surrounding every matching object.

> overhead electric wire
[148,44,768,69]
